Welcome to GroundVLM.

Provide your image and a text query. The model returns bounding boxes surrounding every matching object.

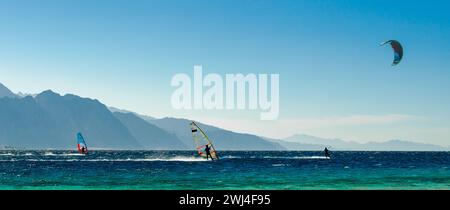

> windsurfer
[77,133,89,155]
[324,147,331,159]
[205,144,214,160]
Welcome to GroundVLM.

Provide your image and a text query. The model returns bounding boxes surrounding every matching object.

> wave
[272,163,289,167]
[63,153,85,156]
[292,156,329,159]
[0,154,329,161]
[137,156,208,162]
[260,156,329,160]
[220,155,241,159]
[0,153,34,157]
[42,153,85,157]
[0,156,208,162]
[219,155,329,160]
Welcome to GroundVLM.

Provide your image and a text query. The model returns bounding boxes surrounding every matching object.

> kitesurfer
[205,144,214,160]
[324,147,331,159]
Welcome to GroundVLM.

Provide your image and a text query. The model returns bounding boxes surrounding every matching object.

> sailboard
[77,132,88,154]
[190,121,219,160]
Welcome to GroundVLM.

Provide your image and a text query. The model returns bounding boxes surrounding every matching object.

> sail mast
[191,121,220,160]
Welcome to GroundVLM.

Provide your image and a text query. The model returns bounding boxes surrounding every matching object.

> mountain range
[0,82,448,151]
[0,83,16,98]
[275,134,449,151]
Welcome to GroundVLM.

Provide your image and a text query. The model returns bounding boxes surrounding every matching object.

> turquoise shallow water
[0,150,449,190]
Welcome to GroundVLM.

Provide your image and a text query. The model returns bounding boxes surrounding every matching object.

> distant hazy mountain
[284,134,358,149]
[1,82,447,151]
[108,106,131,114]
[0,90,141,149]
[0,83,16,98]
[143,117,219,147]
[137,114,156,122]
[263,137,326,151]
[283,134,449,151]
[361,140,448,151]
[145,117,285,150]
[113,112,187,150]
[16,92,35,98]
[108,107,155,121]
[0,96,58,148]
[0,82,283,150]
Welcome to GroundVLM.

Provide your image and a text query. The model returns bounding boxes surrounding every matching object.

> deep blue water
[0,150,449,189]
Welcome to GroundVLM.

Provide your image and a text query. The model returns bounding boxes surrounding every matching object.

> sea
[0,150,449,190]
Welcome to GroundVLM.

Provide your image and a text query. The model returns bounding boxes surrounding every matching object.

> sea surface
[0,150,449,190]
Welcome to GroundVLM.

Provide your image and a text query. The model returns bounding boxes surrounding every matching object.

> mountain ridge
[145,117,285,150]
[0,82,17,98]
[0,84,285,150]
[0,89,142,149]
[0,83,447,151]
[282,134,449,151]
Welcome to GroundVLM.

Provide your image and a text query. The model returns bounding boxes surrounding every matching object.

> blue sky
[0,0,449,145]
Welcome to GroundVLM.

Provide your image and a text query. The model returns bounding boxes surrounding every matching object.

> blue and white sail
[77,132,88,154]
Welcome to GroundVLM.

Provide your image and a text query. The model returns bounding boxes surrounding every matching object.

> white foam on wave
[0,153,14,156]
[42,153,84,157]
[292,156,329,160]
[272,163,289,167]
[8,156,208,162]
[64,153,85,156]
[134,156,208,162]
[261,156,329,160]
[79,157,203,162]
[220,155,241,159]
[0,154,329,162]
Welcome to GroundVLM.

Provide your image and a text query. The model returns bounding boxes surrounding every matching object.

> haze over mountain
[108,106,155,121]
[0,83,284,150]
[0,90,141,149]
[109,107,286,150]
[113,112,187,150]
[283,134,449,151]
[145,117,285,150]
[284,135,358,150]
[0,82,447,151]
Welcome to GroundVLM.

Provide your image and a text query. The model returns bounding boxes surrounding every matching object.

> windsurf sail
[190,121,219,160]
[77,132,88,154]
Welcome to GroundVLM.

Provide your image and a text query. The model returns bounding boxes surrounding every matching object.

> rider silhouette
[205,145,214,160]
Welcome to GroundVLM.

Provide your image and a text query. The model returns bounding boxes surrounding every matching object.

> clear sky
[0,0,449,145]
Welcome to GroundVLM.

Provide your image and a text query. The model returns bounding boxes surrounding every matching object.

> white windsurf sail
[190,121,219,160]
